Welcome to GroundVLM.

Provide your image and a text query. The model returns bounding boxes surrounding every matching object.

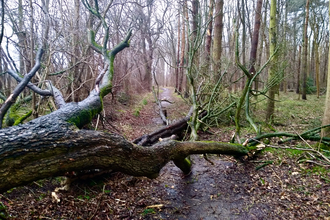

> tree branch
[46,81,66,109]
[0,48,43,128]
[0,0,4,46]
[6,70,52,96]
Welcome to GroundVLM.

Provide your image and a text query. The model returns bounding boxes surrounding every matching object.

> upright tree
[321,0,330,137]
[175,4,181,93]
[301,0,310,100]
[265,0,278,122]
[212,0,224,81]
[248,0,263,75]
[204,0,214,71]
[178,0,187,93]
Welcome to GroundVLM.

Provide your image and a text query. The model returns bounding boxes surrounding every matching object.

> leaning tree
[0,1,248,192]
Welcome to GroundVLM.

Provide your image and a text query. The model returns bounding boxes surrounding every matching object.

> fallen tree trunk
[0,115,247,192]
[133,110,207,146]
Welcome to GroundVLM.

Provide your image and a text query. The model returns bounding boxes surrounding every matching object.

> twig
[293,128,330,164]
[0,194,13,203]
[89,194,103,220]
[304,160,330,167]
[250,138,330,165]
[95,114,100,131]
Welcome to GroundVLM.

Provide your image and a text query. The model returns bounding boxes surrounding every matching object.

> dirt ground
[1,88,330,219]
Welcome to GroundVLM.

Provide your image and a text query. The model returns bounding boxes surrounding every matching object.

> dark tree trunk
[249,0,263,75]
[205,0,214,67]
[175,7,181,93]
[302,0,310,100]
[296,45,301,94]
[178,0,187,93]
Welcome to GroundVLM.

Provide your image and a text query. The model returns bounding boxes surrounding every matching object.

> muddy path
[147,155,270,219]
[151,87,177,125]
[140,88,270,219]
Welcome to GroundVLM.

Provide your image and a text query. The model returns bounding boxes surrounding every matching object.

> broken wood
[133,110,207,146]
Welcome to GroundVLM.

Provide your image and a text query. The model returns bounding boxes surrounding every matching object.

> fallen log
[133,110,207,146]
[0,116,248,192]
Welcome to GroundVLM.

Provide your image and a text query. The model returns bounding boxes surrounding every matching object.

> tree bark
[265,0,278,122]
[321,0,330,137]
[301,0,310,100]
[212,0,224,81]
[296,45,301,94]
[175,5,181,93]
[205,0,214,69]
[178,0,187,93]
[133,110,207,146]
[249,0,263,75]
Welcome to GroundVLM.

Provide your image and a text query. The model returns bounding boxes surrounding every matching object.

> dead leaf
[51,192,60,203]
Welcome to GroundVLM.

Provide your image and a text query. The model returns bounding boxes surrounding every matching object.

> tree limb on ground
[0,115,247,192]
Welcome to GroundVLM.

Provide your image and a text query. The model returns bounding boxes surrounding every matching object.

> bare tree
[301,0,310,100]
[212,0,224,81]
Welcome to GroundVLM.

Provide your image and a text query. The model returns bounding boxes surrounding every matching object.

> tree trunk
[302,0,310,100]
[238,0,246,90]
[178,1,187,93]
[265,0,278,122]
[296,45,301,94]
[212,0,224,81]
[18,0,25,74]
[311,10,320,98]
[205,0,214,70]
[191,0,199,70]
[249,0,263,75]
[315,42,320,98]
[175,5,181,93]
[282,0,288,93]
[321,0,330,137]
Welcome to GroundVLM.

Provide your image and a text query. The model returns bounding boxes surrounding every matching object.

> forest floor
[1,88,330,219]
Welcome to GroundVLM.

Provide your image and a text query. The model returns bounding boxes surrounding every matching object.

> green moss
[13,110,32,125]
[133,109,140,117]
[67,104,102,128]
[5,105,33,127]
[310,166,329,175]
[173,157,192,175]
[89,30,103,52]
[100,84,112,99]
[263,147,304,159]
[141,208,156,216]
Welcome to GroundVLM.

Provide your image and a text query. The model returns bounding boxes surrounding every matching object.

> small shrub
[142,98,148,105]
[306,76,317,94]
[141,208,156,216]
[133,109,140,117]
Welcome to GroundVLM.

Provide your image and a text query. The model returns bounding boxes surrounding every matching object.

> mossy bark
[265,0,278,122]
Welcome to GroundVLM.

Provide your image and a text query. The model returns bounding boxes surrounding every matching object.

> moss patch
[67,104,102,128]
